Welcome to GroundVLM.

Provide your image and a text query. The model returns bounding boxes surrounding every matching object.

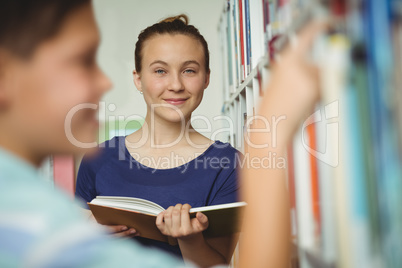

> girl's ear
[133,70,143,93]
[204,69,211,89]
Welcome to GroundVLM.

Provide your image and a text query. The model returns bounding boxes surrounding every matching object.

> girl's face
[133,34,210,123]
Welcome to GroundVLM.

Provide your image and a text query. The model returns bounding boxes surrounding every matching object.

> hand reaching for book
[254,20,328,148]
[155,203,209,239]
[240,20,328,268]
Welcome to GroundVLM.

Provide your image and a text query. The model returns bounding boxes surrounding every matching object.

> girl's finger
[180,204,192,230]
[113,228,138,238]
[155,211,165,231]
[171,204,183,229]
[163,206,174,229]
[105,225,128,234]
[191,212,209,232]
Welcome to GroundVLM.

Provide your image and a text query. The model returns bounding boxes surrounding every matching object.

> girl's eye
[155,69,166,74]
[184,69,195,74]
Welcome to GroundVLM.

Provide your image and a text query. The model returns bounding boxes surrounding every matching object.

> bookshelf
[218,0,402,268]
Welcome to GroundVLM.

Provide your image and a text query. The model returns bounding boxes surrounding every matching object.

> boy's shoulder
[0,149,182,268]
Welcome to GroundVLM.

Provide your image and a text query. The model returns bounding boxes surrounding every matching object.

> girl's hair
[0,0,90,58]
[134,14,210,73]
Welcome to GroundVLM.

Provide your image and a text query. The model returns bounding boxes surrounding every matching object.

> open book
[88,196,246,245]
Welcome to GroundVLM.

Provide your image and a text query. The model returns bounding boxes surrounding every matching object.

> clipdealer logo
[301,101,339,167]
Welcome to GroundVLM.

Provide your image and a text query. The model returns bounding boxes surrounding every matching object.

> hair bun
[135,13,209,73]
[160,14,188,25]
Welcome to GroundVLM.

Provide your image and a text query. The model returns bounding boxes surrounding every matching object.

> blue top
[76,136,240,258]
[0,148,184,268]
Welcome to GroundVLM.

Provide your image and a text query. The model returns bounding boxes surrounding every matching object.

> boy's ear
[0,50,11,110]
[132,70,143,93]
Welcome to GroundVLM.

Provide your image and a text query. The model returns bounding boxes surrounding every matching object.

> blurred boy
[0,1,182,266]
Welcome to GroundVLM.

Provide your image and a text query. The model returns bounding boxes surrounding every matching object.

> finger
[156,211,165,232]
[118,230,141,240]
[113,228,138,238]
[127,230,141,238]
[191,212,209,232]
[294,19,329,55]
[105,225,128,234]
[180,204,192,231]
[196,212,209,227]
[164,206,174,229]
[172,204,183,229]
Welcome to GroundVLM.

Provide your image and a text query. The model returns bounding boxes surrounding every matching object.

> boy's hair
[0,0,90,58]
[134,14,210,73]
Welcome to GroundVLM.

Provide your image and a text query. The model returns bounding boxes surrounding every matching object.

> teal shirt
[0,149,185,267]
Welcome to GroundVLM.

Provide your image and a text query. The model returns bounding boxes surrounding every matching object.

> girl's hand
[84,210,140,238]
[155,203,209,240]
[103,225,140,238]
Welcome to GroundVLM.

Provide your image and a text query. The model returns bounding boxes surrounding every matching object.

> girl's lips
[164,98,188,105]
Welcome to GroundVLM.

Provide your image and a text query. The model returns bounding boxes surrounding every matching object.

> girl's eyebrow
[149,60,168,67]
[149,60,200,67]
[182,60,200,67]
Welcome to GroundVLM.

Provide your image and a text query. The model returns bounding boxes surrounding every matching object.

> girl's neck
[141,113,194,148]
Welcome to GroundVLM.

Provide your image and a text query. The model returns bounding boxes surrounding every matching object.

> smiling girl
[76,15,240,267]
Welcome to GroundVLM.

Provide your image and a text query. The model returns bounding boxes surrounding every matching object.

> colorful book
[292,127,315,268]
[262,0,271,53]
[232,0,241,87]
[226,1,234,90]
[244,0,252,74]
[238,0,245,81]
[286,145,297,240]
[306,120,321,239]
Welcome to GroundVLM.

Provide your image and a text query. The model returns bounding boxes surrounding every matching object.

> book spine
[238,0,245,81]
[220,13,230,102]
[244,0,252,74]
[226,2,234,92]
[365,0,402,266]
[343,63,372,268]
[320,34,353,268]
[232,0,241,88]
[393,15,402,157]
[249,0,263,70]
[287,145,298,240]
[352,43,382,266]
[306,119,321,239]
[262,0,271,53]
[293,127,314,268]
[315,101,338,263]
